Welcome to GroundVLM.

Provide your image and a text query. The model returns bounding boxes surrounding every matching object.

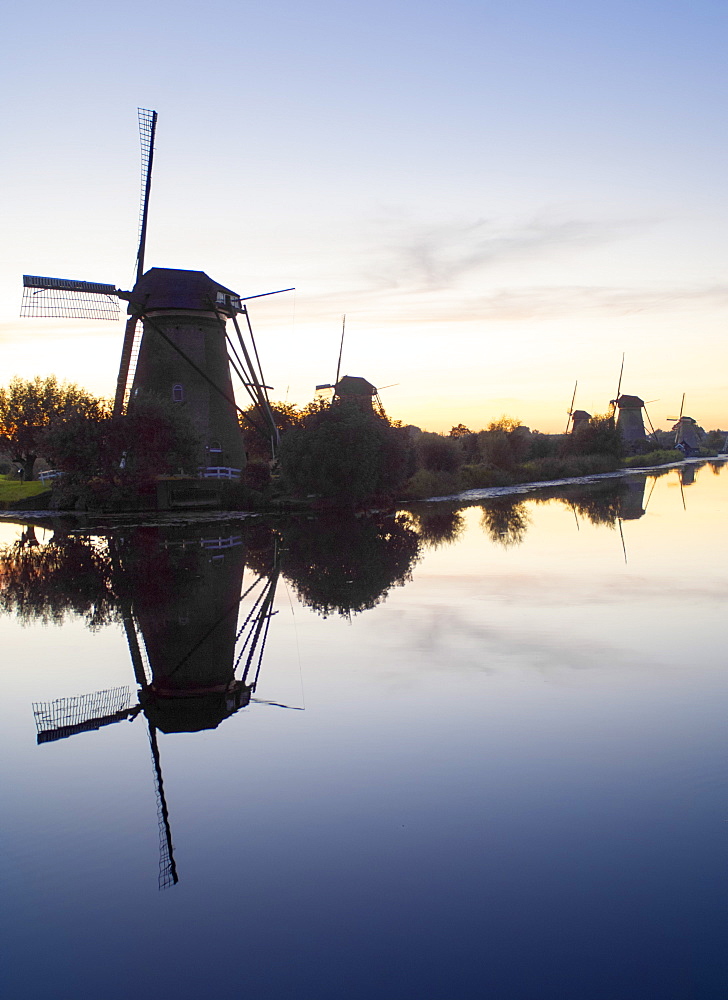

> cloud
[294,277,728,328]
[370,214,632,292]
[280,210,728,325]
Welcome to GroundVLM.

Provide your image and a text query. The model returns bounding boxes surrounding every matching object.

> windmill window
[208,440,222,454]
[172,384,184,402]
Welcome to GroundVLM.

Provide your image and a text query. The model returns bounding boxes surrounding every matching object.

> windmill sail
[33,686,136,744]
[114,108,158,415]
[136,108,157,284]
[21,275,120,320]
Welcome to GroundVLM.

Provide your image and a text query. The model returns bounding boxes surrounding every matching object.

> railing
[197,466,242,480]
[38,469,61,483]
[200,535,244,550]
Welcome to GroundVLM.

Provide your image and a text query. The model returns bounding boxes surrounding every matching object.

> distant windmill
[315,316,394,413]
[565,381,592,433]
[608,354,658,448]
[21,109,293,468]
[667,394,703,457]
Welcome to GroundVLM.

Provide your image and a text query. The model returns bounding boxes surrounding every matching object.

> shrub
[43,393,201,487]
[476,429,517,469]
[622,449,682,467]
[566,414,623,459]
[458,464,512,489]
[401,468,460,499]
[417,433,461,473]
[527,433,561,460]
[243,459,272,491]
[278,405,411,505]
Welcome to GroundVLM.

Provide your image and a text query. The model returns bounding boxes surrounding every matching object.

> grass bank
[401,454,622,500]
[0,475,51,509]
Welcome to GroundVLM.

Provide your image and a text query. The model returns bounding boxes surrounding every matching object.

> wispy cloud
[286,211,728,325]
[368,214,633,292]
[296,278,728,327]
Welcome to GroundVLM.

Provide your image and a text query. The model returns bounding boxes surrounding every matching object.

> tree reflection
[280,513,421,616]
[479,498,531,548]
[408,506,465,549]
[0,532,117,628]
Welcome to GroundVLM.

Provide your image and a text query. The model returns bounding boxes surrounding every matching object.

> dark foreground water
[1,464,726,999]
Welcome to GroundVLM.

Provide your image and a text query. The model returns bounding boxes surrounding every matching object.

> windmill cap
[128,267,241,314]
[571,409,591,420]
[336,375,377,395]
[617,394,644,408]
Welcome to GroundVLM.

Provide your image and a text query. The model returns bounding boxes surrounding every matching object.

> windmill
[608,354,659,449]
[31,525,297,889]
[667,394,703,457]
[315,316,394,413]
[564,379,592,433]
[21,109,292,470]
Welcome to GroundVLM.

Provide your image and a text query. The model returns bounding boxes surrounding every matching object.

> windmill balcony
[197,466,242,480]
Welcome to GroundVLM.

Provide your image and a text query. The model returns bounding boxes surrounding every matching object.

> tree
[0,375,108,480]
[239,400,303,460]
[417,433,461,472]
[449,423,472,437]
[279,405,411,505]
[567,413,623,459]
[43,393,202,487]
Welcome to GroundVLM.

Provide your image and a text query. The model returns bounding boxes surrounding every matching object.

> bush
[622,450,682,467]
[520,454,620,480]
[417,433,461,473]
[475,428,529,470]
[401,468,460,499]
[566,414,623,459]
[704,430,727,452]
[278,405,411,505]
[527,433,561,460]
[43,393,202,487]
[242,459,271,491]
[458,464,512,489]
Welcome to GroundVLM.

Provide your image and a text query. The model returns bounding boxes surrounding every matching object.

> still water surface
[1,465,726,999]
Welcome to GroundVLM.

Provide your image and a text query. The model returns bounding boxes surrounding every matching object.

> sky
[1,0,727,433]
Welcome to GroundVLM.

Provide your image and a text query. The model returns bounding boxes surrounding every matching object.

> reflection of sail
[33,687,138,744]
[147,719,178,890]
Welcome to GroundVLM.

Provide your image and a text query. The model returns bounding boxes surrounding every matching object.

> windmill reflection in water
[31,525,294,890]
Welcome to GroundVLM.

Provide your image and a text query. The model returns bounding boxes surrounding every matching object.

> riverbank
[412,454,727,505]
[1,455,724,528]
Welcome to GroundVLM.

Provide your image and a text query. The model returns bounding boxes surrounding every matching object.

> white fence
[197,466,242,480]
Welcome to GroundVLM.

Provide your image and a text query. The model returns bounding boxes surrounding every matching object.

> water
[1,465,726,999]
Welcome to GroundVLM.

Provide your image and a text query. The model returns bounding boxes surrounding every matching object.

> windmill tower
[21,109,290,476]
[607,356,659,449]
[570,409,592,433]
[613,394,648,445]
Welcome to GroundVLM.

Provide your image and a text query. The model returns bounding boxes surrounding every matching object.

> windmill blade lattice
[135,108,157,281]
[33,686,136,744]
[21,275,121,321]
